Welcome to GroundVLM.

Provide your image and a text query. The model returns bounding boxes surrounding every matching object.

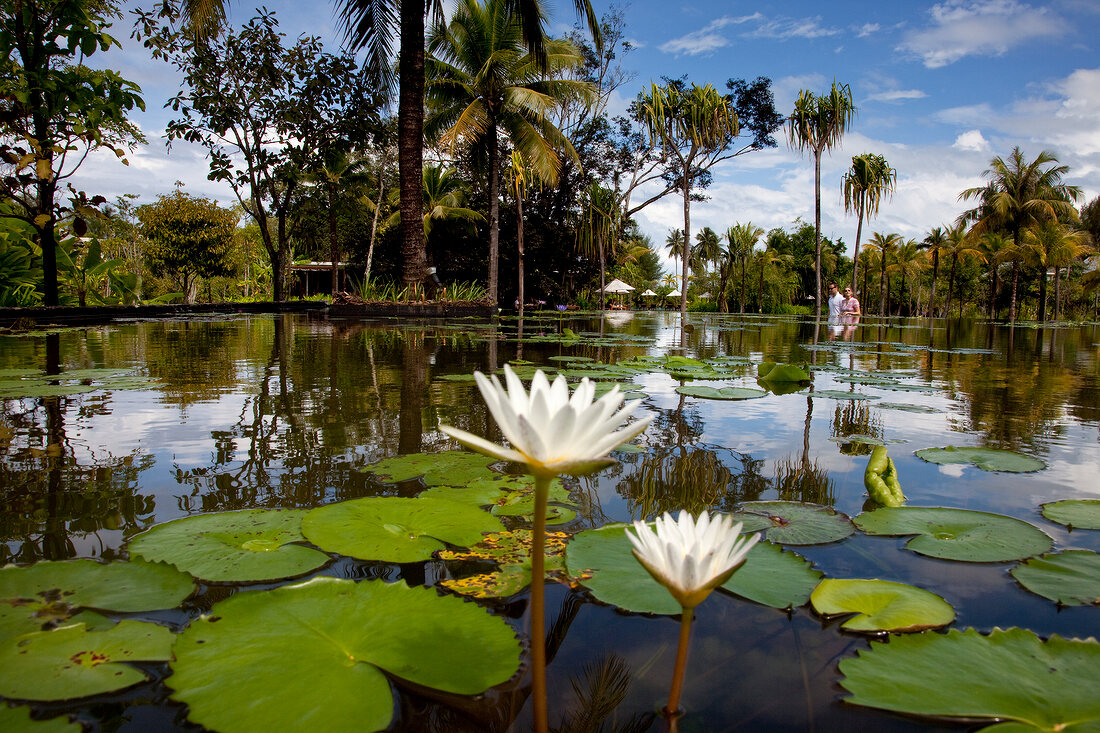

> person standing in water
[827,282,844,324]
[841,287,861,323]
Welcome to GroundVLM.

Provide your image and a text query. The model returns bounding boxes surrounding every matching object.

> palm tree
[978,232,1010,319]
[843,152,896,295]
[943,222,981,318]
[787,81,857,317]
[889,239,925,316]
[866,232,901,316]
[641,82,740,326]
[692,227,722,275]
[577,182,617,310]
[725,222,763,313]
[1023,222,1092,322]
[307,147,372,294]
[385,164,484,239]
[959,147,1083,323]
[665,229,684,273]
[920,226,948,316]
[425,0,593,305]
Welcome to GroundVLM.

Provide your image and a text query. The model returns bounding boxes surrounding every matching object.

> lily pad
[808,390,877,401]
[675,385,768,400]
[439,530,569,598]
[302,497,503,563]
[566,524,820,614]
[0,559,194,642]
[1041,500,1100,530]
[915,446,1046,473]
[168,577,521,733]
[855,507,1053,562]
[1010,550,1100,606]
[729,502,855,545]
[0,706,80,733]
[360,450,496,485]
[839,627,1100,731]
[128,509,329,583]
[810,579,955,633]
[875,403,942,413]
[757,363,810,382]
[0,620,174,700]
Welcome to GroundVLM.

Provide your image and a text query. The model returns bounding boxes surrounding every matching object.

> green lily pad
[729,502,855,545]
[810,579,955,633]
[1041,500,1100,530]
[439,530,569,598]
[675,385,768,400]
[0,620,174,700]
[915,446,1046,473]
[302,497,503,563]
[128,509,329,583]
[808,390,878,400]
[0,382,96,399]
[168,577,521,733]
[1010,551,1100,606]
[360,451,496,484]
[829,434,892,447]
[840,628,1100,731]
[566,524,819,614]
[0,559,194,642]
[875,403,942,413]
[757,362,810,381]
[419,476,575,523]
[855,507,1053,562]
[0,706,80,733]
[871,383,937,393]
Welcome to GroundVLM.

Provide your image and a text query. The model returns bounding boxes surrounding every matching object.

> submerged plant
[626,511,759,719]
[439,364,651,733]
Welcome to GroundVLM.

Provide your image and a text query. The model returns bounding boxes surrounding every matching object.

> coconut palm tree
[787,81,856,317]
[978,232,1010,319]
[425,0,593,304]
[692,227,722,275]
[307,148,373,294]
[577,182,617,310]
[385,164,484,239]
[888,239,925,316]
[665,229,684,273]
[843,152,895,295]
[1023,222,1092,322]
[866,232,901,316]
[725,222,763,313]
[943,222,982,318]
[959,147,1082,323]
[640,81,740,325]
[920,226,948,316]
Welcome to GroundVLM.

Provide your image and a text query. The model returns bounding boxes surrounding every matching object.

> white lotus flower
[626,511,760,609]
[438,364,652,477]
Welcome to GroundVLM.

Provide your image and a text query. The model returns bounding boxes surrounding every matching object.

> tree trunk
[739,258,747,313]
[399,0,427,294]
[1054,266,1062,321]
[813,148,822,318]
[851,200,864,296]
[680,176,690,327]
[879,254,887,316]
[328,184,340,295]
[988,266,998,320]
[928,250,939,317]
[516,186,525,317]
[487,124,500,306]
[365,151,388,284]
[1009,260,1019,324]
[946,256,957,318]
[1037,266,1048,323]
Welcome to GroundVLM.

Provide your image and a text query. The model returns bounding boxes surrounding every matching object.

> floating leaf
[360,451,495,484]
[840,628,1100,731]
[1010,550,1100,606]
[1041,500,1100,530]
[0,620,174,700]
[808,390,877,400]
[757,363,810,382]
[302,497,503,562]
[915,446,1046,473]
[168,577,521,733]
[0,706,80,733]
[675,385,767,400]
[729,502,855,545]
[128,509,329,583]
[439,530,569,598]
[855,507,1053,562]
[0,559,194,642]
[566,525,819,614]
[875,403,942,413]
[810,579,955,632]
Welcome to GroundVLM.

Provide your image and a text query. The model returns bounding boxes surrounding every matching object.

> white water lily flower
[438,364,652,477]
[627,511,760,609]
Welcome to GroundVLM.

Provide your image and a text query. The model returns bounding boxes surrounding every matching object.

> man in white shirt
[827,282,844,324]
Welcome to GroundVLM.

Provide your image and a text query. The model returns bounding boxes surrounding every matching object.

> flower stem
[531,473,550,733]
[665,606,694,717]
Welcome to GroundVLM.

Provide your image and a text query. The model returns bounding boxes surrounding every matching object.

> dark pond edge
[0,301,496,328]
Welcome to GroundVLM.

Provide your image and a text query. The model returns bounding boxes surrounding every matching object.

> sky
[75,0,1100,269]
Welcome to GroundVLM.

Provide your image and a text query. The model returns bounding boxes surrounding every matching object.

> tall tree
[1023,222,1091,322]
[842,152,895,295]
[692,226,721,276]
[425,0,592,305]
[920,226,948,316]
[787,81,856,318]
[943,222,981,318]
[576,182,616,310]
[959,147,1082,323]
[867,231,901,316]
[640,81,740,324]
[2,0,144,305]
[725,222,763,313]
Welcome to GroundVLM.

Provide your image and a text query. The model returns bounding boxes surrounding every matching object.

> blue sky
[78,0,1100,264]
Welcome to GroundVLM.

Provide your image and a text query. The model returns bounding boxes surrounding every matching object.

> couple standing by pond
[827,281,861,338]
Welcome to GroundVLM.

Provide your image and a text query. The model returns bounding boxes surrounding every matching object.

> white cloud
[747,16,841,41]
[953,129,991,151]
[865,89,928,103]
[899,0,1065,68]
[658,14,762,56]
[856,23,880,38]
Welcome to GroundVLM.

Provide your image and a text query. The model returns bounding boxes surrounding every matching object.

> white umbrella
[640,289,657,296]
[665,289,681,298]
[602,278,636,294]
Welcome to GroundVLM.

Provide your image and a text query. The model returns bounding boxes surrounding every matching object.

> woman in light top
[841,287,861,324]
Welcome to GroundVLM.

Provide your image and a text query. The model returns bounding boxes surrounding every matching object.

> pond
[1,311,1098,732]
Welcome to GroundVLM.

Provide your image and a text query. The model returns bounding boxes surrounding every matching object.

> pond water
[1,311,1098,732]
